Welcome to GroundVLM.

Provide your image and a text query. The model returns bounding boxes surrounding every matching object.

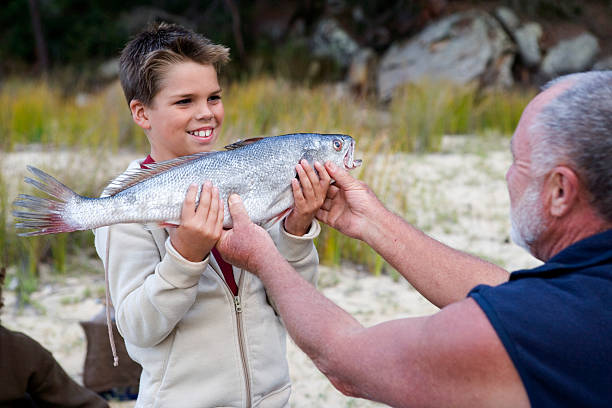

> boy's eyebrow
[169,88,222,98]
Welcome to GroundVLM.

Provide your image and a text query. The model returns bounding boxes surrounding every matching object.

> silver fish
[13,133,361,236]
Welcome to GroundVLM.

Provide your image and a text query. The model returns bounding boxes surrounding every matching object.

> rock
[310,18,359,68]
[347,48,377,97]
[98,57,119,80]
[540,32,600,77]
[514,23,543,68]
[494,6,520,31]
[377,10,515,101]
[593,55,612,71]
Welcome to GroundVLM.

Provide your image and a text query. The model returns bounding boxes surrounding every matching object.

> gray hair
[530,70,612,223]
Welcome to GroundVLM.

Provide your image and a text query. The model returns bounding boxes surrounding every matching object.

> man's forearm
[254,252,366,390]
[361,205,509,307]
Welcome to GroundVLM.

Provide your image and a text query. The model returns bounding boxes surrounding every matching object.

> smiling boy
[95,23,330,407]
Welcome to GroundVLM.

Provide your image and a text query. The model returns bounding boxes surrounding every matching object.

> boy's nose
[195,103,214,120]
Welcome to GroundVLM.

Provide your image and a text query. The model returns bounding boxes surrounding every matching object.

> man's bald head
[528,71,612,224]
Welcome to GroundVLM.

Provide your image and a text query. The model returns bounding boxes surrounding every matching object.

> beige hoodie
[95,159,320,408]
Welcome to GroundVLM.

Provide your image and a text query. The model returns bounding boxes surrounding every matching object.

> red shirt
[140,155,238,295]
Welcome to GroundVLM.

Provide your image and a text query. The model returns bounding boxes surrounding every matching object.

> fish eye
[333,139,343,151]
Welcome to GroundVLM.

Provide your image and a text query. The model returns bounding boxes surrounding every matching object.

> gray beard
[509,181,545,255]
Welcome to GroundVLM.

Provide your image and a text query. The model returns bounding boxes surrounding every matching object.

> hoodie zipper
[233,272,252,408]
[214,263,252,407]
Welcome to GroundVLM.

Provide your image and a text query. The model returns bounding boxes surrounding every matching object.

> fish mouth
[343,139,362,169]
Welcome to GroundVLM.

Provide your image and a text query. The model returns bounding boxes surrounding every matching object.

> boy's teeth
[190,129,212,137]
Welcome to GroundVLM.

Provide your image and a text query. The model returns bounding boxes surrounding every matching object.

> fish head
[298,133,362,170]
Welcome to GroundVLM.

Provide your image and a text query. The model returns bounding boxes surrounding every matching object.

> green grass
[1,76,536,297]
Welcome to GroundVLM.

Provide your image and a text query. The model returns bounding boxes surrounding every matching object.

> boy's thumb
[228,194,249,225]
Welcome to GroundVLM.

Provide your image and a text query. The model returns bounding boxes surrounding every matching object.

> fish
[13,133,362,236]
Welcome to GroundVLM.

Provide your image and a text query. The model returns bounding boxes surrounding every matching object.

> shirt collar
[140,154,155,169]
[511,228,612,278]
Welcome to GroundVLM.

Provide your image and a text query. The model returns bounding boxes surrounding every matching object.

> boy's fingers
[216,197,224,231]
[291,178,304,202]
[314,161,332,186]
[206,186,220,223]
[301,160,320,188]
[183,184,198,215]
[196,182,213,217]
[228,194,249,226]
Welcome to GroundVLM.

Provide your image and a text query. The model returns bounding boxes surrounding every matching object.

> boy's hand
[284,160,332,236]
[169,182,224,262]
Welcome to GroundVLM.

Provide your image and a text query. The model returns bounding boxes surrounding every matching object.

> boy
[95,23,330,407]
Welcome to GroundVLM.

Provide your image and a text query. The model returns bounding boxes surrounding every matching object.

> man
[217,71,612,407]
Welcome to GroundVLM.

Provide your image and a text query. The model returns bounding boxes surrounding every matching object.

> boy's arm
[95,223,206,348]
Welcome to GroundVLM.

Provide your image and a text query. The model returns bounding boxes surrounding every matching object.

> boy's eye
[176,98,191,105]
[209,95,222,103]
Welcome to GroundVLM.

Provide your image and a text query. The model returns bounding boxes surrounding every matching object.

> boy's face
[132,61,224,161]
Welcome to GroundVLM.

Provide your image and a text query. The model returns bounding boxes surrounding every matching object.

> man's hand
[217,194,279,273]
[169,182,224,262]
[284,160,332,236]
[316,162,381,241]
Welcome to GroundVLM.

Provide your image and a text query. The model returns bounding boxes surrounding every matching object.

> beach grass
[1,76,535,296]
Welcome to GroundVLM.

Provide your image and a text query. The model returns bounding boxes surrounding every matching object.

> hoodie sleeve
[268,218,321,286]
[95,222,207,348]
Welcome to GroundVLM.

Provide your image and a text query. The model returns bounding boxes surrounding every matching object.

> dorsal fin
[224,137,264,150]
[102,152,212,196]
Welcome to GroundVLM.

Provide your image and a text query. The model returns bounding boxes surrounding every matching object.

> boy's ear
[129,99,151,130]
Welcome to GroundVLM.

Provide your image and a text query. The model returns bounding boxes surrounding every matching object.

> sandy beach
[1,137,541,407]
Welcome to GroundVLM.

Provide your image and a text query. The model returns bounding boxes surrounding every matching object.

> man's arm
[217,195,528,407]
[317,162,509,307]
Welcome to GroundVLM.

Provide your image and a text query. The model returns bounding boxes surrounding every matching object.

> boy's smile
[132,61,225,161]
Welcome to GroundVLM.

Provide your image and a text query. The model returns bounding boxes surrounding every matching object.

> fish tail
[12,166,82,236]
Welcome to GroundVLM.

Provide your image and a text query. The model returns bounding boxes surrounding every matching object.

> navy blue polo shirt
[469,229,612,407]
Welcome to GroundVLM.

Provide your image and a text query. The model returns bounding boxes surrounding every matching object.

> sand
[1,137,540,407]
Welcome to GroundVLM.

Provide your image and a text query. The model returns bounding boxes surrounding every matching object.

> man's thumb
[325,161,355,188]
[228,194,249,225]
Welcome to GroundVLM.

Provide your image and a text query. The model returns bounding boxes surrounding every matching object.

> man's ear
[546,166,580,218]
[129,99,150,130]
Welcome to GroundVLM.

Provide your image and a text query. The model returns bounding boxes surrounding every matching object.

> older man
[217,71,612,407]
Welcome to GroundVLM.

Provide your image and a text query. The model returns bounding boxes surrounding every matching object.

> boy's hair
[119,22,230,106]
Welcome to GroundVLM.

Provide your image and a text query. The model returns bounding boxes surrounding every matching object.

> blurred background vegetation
[5,0,608,303]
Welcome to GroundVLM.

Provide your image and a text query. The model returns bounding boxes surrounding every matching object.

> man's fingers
[228,194,250,226]
[326,185,340,199]
[324,161,355,188]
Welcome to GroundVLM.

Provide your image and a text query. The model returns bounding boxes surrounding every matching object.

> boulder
[310,18,359,68]
[347,47,377,96]
[377,10,514,101]
[494,6,520,31]
[514,23,543,68]
[592,55,612,71]
[540,32,600,77]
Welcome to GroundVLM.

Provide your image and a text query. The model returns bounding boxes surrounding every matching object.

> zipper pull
[234,295,242,313]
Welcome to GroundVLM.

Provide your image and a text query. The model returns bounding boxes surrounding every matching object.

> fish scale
[13,133,361,236]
